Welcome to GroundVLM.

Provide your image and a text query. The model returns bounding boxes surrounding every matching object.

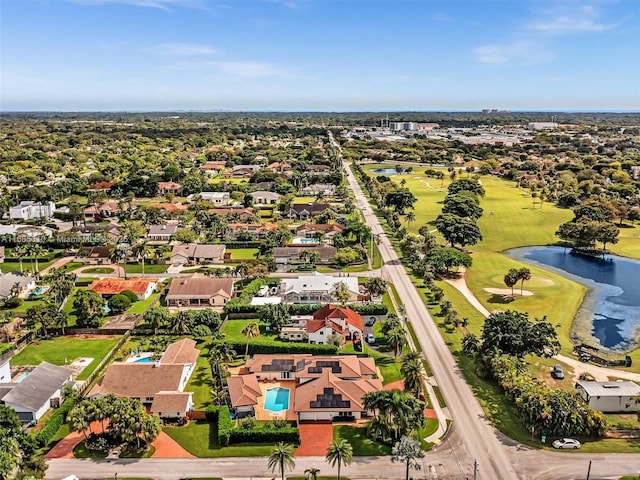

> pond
[508,246,640,350]
[372,168,401,174]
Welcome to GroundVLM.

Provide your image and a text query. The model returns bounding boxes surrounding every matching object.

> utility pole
[586,460,591,480]
[473,460,478,480]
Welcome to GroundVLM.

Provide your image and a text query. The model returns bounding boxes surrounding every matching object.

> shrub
[219,340,338,356]
[34,398,74,447]
[121,290,139,303]
[108,294,131,314]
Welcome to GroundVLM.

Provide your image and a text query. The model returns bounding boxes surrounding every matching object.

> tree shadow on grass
[487,294,515,305]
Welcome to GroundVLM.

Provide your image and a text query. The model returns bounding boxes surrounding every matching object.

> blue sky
[1,0,639,111]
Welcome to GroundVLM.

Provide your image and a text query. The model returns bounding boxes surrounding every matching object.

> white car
[552,438,581,449]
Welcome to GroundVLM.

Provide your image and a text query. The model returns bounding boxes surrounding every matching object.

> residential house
[0,246,4,263]
[71,225,121,243]
[223,165,259,178]
[251,191,282,205]
[89,339,199,410]
[10,201,56,220]
[252,181,274,191]
[307,165,331,175]
[194,192,231,206]
[285,203,335,221]
[228,354,382,422]
[576,381,640,413]
[0,356,10,383]
[296,223,343,242]
[281,305,364,345]
[301,184,336,196]
[0,362,73,422]
[154,203,188,214]
[150,391,194,419]
[280,273,360,303]
[165,275,234,307]
[631,166,640,180]
[84,200,120,219]
[0,272,36,299]
[0,225,53,242]
[147,224,178,242]
[75,246,111,264]
[267,161,292,174]
[158,181,182,196]
[90,277,158,300]
[199,162,226,175]
[170,244,226,265]
[88,181,115,191]
[226,222,278,239]
[209,208,255,222]
[273,245,337,265]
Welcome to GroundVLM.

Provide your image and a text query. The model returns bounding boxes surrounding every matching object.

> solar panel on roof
[310,387,351,409]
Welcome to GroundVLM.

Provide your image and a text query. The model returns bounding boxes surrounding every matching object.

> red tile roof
[313,304,364,332]
[90,278,157,296]
[158,181,182,190]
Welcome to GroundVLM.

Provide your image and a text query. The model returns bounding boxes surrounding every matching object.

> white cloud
[68,0,205,10]
[526,5,615,35]
[149,42,219,56]
[473,41,551,66]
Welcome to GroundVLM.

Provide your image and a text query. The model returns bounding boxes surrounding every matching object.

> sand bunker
[484,288,534,297]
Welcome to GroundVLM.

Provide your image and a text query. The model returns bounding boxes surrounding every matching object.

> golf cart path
[445,272,640,383]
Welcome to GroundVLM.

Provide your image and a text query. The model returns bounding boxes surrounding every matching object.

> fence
[79,331,130,396]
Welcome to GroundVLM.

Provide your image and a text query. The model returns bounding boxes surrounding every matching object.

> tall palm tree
[13,245,26,273]
[267,442,296,480]
[326,438,353,480]
[400,351,424,397]
[109,246,123,278]
[135,241,152,277]
[405,211,416,229]
[241,321,260,357]
[387,327,408,358]
[68,406,91,442]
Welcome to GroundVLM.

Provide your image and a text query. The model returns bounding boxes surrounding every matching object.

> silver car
[552,438,581,449]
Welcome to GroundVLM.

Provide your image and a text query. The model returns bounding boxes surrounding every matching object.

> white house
[187,192,230,205]
[576,381,640,413]
[0,272,36,299]
[280,273,360,303]
[0,362,73,422]
[0,225,53,241]
[10,201,56,220]
[0,356,10,383]
[251,191,282,205]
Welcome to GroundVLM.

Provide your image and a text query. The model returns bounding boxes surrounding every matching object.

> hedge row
[220,340,338,356]
[34,398,74,447]
[204,406,299,446]
[225,303,388,315]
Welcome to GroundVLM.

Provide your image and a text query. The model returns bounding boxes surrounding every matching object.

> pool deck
[253,379,297,421]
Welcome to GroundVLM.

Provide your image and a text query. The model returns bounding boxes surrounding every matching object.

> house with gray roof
[147,224,179,242]
[0,272,36,299]
[251,191,282,205]
[0,362,73,422]
[576,380,640,413]
[170,243,226,265]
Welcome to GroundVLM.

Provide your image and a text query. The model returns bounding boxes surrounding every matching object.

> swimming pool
[264,387,290,413]
[16,372,30,383]
[30,286,49,296]
[134,356,154,363]
[291,237,318,244]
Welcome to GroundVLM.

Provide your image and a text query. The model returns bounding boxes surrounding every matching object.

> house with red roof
[280,304,364,345]
[158,181,182,195]
[90,277,158,300]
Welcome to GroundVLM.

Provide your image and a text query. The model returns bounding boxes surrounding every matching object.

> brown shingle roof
[150,391,193,414]
[171,244,226,260]
[227,374,262,407]
[161,338,199,365]
[166,275,234,300]
[89,363,185,398]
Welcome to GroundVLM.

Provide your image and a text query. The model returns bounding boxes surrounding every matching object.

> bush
[108,294,131,314]
[205,405,233,446]
[225,302,388,316]
[219,340,338,356]
[121,290,139,303]
[34,398,74,447]
[2,297,22,309]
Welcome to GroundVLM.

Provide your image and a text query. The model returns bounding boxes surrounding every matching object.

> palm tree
[405,211,416,229]
[387,326,407,358]
[400,351,424,397]
[68,405,91,442]
[135,241,152,277]
[109,246,123,278]
[144,306,170,335]
[391,435,424,480]
[13,245,26,273]
[304,467,320,480]
[241,321,260,357]
[325,438,353,480]
[267,442,296,480]
[170,311,192,334]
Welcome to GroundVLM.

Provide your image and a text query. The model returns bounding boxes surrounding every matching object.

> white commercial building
[10,201,56,220]
[576,381,640,413]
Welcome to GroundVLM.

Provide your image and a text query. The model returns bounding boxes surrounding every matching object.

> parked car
[366,333,376,344]
[552,438,581,449]
[552,364,564,379]
[365,317,376,326]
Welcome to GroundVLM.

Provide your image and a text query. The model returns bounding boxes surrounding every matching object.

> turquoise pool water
[30,286,49,296]
[134,356,153,363]
[17,372,30,383]
[264,387,290,413]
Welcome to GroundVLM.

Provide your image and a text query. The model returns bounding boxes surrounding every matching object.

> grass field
[61,287,88,326]
[164,420,274,457]
[124,263,169,274]
[0,260,56,273]
[185,345,215,409]
[227,248,259,260]
[332,425,391,456]
[11,336,119,380]
[81,267,115,274]
[126,293,159,314]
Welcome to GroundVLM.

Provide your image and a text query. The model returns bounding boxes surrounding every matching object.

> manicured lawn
[221,319,281,344]
[73,441,108,458]
[1,297,45,314]
[164,420,274,457]
[126,293,159,314]
[0,260,56,273]
[185,348,215,409]
[81,267,115,274]
[11,336,120,380]
[227,248,258,260]
[57,261,85,273]
[62,287,88,326]
[124,263,169,274]
[333,425,391,456]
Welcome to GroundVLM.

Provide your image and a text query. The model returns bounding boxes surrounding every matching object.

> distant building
[280,273,360,303]
[251,191,282,205]
[165,275,234,308]
[158,181,182,196]
[630,166,640,180]
[147,224,179,242]
[273,245,337,265]
[389,122,418,132]
[528,122,557,131]
[10,201,56,220]
[187,192,230,205]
